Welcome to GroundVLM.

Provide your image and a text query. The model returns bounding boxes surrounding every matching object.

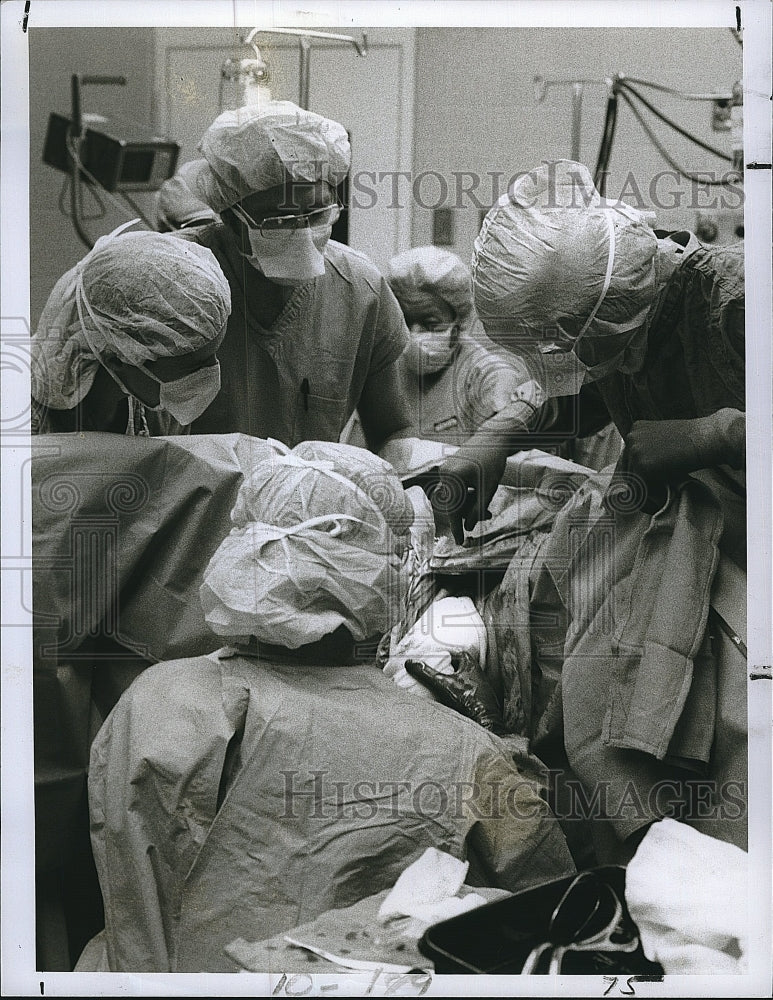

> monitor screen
[120,149,155,184]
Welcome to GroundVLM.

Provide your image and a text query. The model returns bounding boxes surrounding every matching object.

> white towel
[625,819,748,973]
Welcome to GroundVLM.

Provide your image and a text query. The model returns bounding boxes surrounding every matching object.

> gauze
[472,161,658,392]
[200,441,415,649]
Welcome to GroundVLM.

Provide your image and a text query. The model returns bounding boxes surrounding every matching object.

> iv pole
[533,75,609,161]
[533,73,736,195]
[242,27,368,110]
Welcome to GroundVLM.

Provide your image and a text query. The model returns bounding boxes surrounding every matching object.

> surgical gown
[89,650,576,971]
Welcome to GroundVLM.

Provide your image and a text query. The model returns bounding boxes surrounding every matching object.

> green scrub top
[175,225,409,445]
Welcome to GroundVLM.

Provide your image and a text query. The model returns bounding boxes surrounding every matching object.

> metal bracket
[242,28,368,110]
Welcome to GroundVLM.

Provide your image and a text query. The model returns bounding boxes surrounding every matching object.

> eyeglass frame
[230,201,342,237]
[520,872,639,976]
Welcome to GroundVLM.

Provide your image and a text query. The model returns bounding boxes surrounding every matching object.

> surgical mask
[96,353,221,426]
[137,360,221,425]
[76,242,222,426]
[406,323,460,375]
[239,220,331,284]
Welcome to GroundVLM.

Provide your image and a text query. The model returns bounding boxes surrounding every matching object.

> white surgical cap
[472,161,658,381]
[188,101,351,213]
[157,160,218,228]
[200,441,415,649]
[31,224,231,410]
[387,246,474,321]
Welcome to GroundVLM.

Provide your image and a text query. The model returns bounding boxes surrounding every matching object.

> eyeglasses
[521,872,639,975]
[231,202,342,237]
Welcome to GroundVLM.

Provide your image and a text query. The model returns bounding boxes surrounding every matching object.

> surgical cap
[157,160,218,228]
[31,224,231,410]
[200,441,415,649]
[387,246,474,321]
[188,101,351,213]
[472,161,658,381]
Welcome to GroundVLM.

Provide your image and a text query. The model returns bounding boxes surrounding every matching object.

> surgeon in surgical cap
[438,160,745,553]
[386,246,536,446]
[156,160,218,231]
[31,224,231,436]
[200,440,420,650]
[172,101,413,451]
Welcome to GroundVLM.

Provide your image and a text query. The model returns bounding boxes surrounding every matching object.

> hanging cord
[594,86,619,193]
[120,191,158,230]
[617,89,738,186]
[617,80,733,162]
[615,76,734,103]
[66,134,153,224]
[58,172,106,221]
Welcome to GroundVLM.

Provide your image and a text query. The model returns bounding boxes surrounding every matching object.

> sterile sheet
[32,431,278,870]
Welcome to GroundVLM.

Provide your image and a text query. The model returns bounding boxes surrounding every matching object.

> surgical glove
[607,411,745,515]
[624,411,745,479]
[405,651,506,735]
[434,447,507,545]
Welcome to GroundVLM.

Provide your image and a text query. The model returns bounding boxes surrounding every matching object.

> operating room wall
[151,26,415,274]
[29,27,745,325]
[411,27,744,267]
[29,28,158,328]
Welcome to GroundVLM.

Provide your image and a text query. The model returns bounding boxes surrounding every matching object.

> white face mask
[406,323,459,375]
[100,358,221,425]
[241,222,331,285]
[138,361,221,425]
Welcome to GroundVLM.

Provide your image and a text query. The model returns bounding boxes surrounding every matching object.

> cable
[618,90,739,187]
[594,90,619,192]
[121,191,157,230]
[58,174,70,217]
[618,81,733,162]
[88,183,107,220]
[616,76,733,102]
[58,172,106,221]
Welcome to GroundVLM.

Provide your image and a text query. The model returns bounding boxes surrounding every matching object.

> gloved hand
[625,412,744,479]
[434,447,507,545]
[606,411,745,515]
[405,650,507,735]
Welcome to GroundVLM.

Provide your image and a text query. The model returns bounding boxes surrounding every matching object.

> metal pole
[570,83,583,161]
[242,28,366,112]
[67,74,126,249]
[245,27,367,57]
[299,36,312,111]
[69,75,93,248]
